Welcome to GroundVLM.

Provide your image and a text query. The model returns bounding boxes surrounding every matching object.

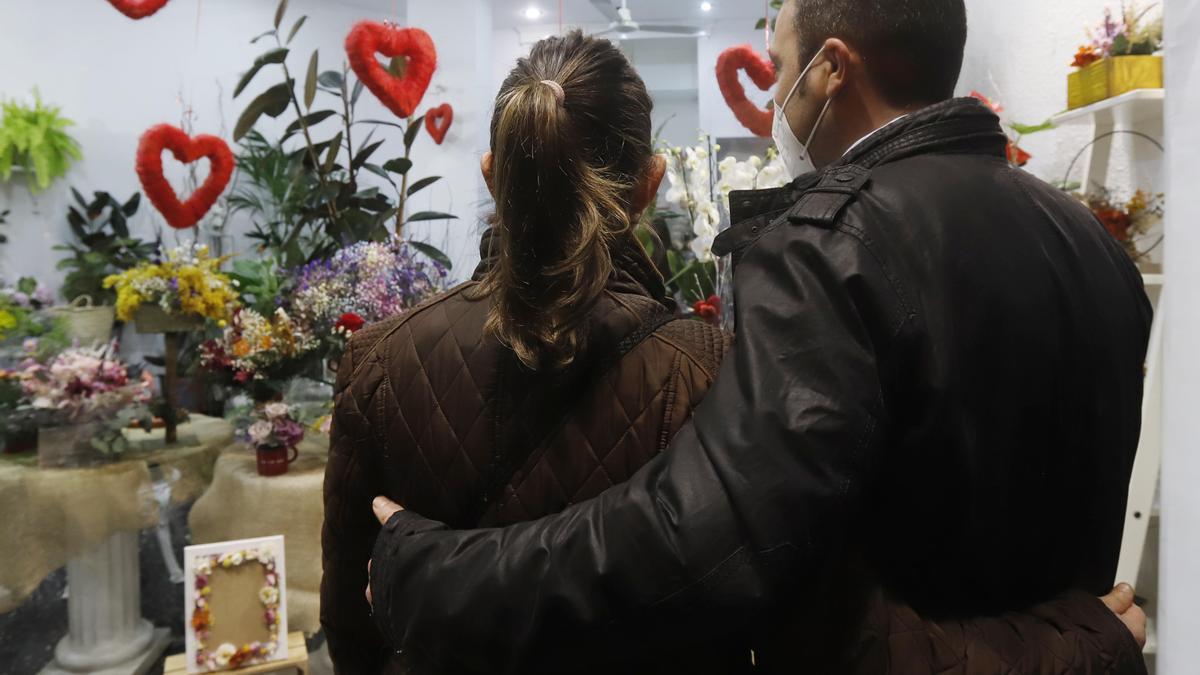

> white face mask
[773,46,833,180]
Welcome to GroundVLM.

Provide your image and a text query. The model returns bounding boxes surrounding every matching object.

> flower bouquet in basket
[104,244,240,333]
[1078,187,1164,262]
[1068,2,1163,109]
[239,402,306,477]
[14,343,155,467]
[200,307,320,403]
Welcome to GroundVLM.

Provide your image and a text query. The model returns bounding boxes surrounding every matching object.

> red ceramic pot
[256,445,299,476]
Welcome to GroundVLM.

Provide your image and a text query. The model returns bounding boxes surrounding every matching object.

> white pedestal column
[41,531,169,675]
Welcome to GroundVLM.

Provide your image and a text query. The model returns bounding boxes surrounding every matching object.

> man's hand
[366,496,405,608]
[1100,582,1147,648]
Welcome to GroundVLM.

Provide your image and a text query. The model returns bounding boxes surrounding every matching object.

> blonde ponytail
[476,32,653,370]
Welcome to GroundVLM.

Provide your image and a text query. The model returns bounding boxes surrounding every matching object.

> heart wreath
[107,0,169,19]
[716,45,776,138]
[425,104,453,145]
[345,22,438,119]
[136,125,234,230]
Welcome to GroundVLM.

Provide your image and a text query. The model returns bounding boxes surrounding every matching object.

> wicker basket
[133,305,205,334]
[47,296,116,346]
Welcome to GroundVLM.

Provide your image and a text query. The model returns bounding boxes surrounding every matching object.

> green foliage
[227,0,455,271]
[227,258,285,314]
[755,0,784,32]
[0,94,83,192]
[54,189,157,305]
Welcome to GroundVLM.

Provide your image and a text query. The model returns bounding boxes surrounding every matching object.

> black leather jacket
[367,98,1153,673]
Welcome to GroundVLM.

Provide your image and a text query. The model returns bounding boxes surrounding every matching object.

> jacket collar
[725,97,1008,229]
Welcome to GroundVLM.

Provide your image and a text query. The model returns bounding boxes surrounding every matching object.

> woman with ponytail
[321,32,1144,675]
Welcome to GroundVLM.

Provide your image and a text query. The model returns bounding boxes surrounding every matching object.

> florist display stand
[135,305,204,444]
[188,433,330,634]
[0,417,234,674]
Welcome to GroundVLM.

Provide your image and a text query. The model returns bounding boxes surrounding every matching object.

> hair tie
[540,79,565,104]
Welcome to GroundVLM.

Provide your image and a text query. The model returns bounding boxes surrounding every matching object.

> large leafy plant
[55,189,158,305]
[0,94,83,192]
[229,0,455,270]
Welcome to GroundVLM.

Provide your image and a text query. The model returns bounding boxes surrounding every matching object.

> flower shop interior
[0,0,1196,673]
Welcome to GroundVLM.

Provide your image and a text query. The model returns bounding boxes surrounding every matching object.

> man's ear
[822,38,853,98]
[632,154,666,216]
[481,152,495,198]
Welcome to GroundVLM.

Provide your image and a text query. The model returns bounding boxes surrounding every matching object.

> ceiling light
[523,6,544,20]
[700,1,714,11]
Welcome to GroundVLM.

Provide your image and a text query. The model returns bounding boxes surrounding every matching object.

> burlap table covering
[0,415,234,614]
[188,434,329,634]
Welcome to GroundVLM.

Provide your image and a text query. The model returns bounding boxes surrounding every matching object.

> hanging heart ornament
[716,45,776,138]
[346,22,438,119]
[107,0,169,19]
[425,104,453,145]
[136,125,234,230]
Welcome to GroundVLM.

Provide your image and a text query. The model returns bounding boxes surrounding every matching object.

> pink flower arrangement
[242,402,305,451]
[17,344,155,424]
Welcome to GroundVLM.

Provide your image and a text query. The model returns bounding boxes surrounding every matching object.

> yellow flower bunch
[1126,190,1149,216]
[103,245,241,323]
[0,308,16,340]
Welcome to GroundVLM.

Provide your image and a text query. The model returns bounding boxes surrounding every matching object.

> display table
[0,415,234,615]
[0,416,233,674]
[189,434,329,634]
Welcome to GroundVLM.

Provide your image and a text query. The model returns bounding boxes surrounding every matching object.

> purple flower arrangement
[289,236,447,337]
[241,402,305,451]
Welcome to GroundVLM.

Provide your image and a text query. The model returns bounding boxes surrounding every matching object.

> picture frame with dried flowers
[183,536,288,673]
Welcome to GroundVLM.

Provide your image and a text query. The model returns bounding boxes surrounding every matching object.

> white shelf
[1143,273,1165,288]
[1051,89,1164,127]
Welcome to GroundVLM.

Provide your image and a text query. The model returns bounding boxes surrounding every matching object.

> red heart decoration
[716,45,776,138]
[107,0,169,19]
[425,104,453,145]
[346,22,438,119]
[136,125,234,230]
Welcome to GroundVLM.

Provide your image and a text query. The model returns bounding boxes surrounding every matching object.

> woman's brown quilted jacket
[321,244,1144,674]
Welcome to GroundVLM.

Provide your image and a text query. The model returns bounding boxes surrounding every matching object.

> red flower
[692,295,722,324]
[1095,208,1132,241]
[1072,45,1102,69]
[336,313,366,333]
[1006,142,1032,167]
[234,371,252,384]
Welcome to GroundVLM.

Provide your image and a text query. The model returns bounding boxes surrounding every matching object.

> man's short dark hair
[793,0,967,107]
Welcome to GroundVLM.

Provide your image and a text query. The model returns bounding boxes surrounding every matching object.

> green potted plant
[0,93,83,192]
[51,189,156,344]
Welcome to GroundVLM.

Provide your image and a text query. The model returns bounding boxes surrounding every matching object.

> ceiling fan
[589,0,707,39]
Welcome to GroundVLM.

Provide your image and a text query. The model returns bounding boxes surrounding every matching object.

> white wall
[0,0,486,288]
[1159,0,1200,671]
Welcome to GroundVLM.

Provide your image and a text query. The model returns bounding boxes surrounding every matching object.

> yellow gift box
[1068,55,1163,109]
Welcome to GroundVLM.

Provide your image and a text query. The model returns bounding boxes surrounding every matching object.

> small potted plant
[14,343,155,468]
[241,402,305,477]
[1068,2,1163,109]
[0,93,83,193]
[53,189,156,345]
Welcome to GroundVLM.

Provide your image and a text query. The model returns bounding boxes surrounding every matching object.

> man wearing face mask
[362,0,1153,672]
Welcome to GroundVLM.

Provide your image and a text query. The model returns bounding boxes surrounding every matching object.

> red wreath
[425,104,453,145]
[136,125,234,230]
[346,22,438,119]
[716,45,776,138]
[107,0,169,19]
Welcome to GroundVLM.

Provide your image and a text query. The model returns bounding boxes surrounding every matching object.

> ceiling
[490,0,764,28]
